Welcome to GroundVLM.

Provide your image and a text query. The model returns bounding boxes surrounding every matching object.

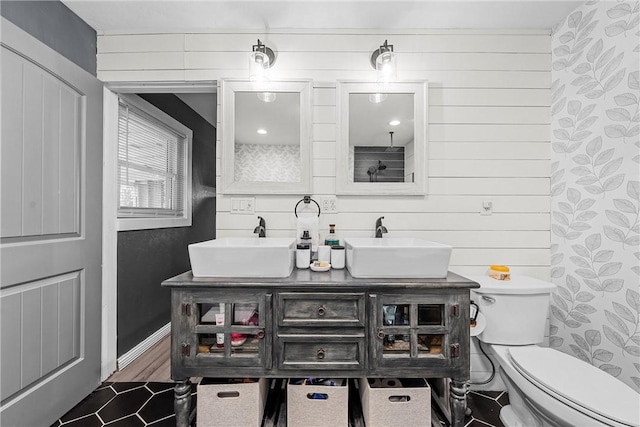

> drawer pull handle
[316,348,326,360]
[377,328,385,340]
[256,328,265,339]
[317,305,327,316]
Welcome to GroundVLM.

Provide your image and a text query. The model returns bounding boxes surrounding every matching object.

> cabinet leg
[449,379,467,427]
[175,379,192,427]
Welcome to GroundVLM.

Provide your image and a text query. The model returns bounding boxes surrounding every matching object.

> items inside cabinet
[381,302,446,358]
[197,302,261,356]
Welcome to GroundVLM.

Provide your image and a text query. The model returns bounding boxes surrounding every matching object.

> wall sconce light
[370,40,396,84]
[250,39,276,83]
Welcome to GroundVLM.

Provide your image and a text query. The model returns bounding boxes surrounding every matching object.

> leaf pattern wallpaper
[234,143,301,183]
[550,0,640,392]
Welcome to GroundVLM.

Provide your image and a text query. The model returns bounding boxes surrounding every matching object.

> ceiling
[62,1,581,33]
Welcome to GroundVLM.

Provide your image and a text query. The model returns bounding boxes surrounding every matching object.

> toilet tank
[468,275,557,345]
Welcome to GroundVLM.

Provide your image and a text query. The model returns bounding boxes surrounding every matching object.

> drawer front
[278,293,365,327]
[278,336,365,370]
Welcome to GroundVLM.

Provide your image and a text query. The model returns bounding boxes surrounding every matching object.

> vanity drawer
[277,292,365,327]
[278,335,365,370]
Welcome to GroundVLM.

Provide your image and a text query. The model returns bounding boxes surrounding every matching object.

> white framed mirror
[336,81,428,195]
[221,79,312,194]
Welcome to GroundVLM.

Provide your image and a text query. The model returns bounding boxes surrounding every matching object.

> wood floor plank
[108,334,172,382]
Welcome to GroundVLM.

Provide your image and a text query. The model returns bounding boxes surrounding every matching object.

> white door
[0,19,103,426]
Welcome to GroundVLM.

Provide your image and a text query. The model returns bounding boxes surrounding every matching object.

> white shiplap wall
[96,29,551,385]
[97,29,551,281]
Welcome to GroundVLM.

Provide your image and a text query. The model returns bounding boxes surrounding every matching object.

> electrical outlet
[480,200,493,216]
[320,196,338,213]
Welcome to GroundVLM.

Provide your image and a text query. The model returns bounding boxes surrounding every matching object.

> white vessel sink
[188,237,296,278]
[344,237,452,278]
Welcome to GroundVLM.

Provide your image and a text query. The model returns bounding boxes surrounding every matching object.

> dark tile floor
[52,382,507,427]
[465,390,508,427]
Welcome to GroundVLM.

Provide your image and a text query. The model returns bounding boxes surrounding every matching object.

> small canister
[296,244,311,269]
[318,245,331,263]
[330,245,345,269]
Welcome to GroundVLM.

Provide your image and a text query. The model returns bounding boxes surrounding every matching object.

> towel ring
[294,195,321,218]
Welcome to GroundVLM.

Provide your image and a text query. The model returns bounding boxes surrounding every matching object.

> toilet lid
[508,347,640,427]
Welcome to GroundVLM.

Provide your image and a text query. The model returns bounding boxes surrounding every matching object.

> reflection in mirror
[337,81,427,195]
[221,80,312,194]
[234,92,300,183]
[349,93,414,183]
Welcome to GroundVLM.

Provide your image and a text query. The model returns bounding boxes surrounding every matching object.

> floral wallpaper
[550,0,640,391]
[234,143,301,183]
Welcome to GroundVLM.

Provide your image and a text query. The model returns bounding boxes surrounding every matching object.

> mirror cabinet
[337,81,428,195]
[221,80,312,194]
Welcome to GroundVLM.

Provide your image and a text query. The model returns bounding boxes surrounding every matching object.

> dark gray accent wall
[117,94,216,357]
[1,0,97,75]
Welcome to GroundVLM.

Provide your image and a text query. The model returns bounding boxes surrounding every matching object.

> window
[117,94,192,231]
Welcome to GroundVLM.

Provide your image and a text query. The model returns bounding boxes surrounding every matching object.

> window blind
[117,99,187,218]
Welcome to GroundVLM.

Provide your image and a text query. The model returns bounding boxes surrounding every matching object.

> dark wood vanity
[162,269,479,426]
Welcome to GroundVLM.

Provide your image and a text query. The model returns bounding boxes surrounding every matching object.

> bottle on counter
[324,224,340,246]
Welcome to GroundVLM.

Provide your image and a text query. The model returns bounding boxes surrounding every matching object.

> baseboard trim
[117,323,171,371]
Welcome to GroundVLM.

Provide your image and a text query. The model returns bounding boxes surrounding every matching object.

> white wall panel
[429,124,549,142]
[429,88,549,106]
[97,34,184,53]
[429,106,549,124]
[430,142,550,160]
[97,28,552,286]
[98,52,184,70]
[429,178,550,195]
[428,159,550,177]
[181,32,550,53]
[217,194,550,213]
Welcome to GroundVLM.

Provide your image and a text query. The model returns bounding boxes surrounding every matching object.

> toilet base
[500,405,525,427]
[490,345,632,427]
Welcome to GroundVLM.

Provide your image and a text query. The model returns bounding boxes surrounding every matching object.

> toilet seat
[508,346,640,427]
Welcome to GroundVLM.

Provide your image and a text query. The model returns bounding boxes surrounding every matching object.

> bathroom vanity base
[162,269,478,427]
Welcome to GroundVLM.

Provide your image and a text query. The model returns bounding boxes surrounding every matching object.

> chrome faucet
[253,216,266,237]
[375,216,388,238]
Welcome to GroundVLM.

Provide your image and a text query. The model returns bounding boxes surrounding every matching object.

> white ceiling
[63,0,581,33]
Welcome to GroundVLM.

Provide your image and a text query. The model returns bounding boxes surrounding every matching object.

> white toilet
[469,275,640,427]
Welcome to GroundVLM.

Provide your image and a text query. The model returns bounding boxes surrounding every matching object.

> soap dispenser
[296,230,312,269]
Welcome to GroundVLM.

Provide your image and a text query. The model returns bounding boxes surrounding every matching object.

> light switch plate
[230,197,255,214]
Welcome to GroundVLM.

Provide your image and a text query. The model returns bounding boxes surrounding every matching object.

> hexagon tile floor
[51,382,507,427]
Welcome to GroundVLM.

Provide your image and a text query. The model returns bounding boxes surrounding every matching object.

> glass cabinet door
[183,294,270,368]
[374,296,459,368]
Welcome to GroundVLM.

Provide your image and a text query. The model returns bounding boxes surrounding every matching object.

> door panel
[0,18,102,426]
[1,45,81,240]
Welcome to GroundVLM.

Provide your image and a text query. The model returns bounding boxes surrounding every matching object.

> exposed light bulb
[375,49,396,84]
[389,120,400,126]
[257,129,267,135]
[250,51,270,83]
